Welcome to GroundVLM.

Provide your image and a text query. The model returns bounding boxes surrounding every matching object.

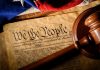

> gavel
[20,5,100,70]
[75,11,100,58]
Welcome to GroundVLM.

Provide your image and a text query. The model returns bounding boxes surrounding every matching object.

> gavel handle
[20,44,78,70]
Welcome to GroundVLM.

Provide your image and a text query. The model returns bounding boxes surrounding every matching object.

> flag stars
[13,0,24,6]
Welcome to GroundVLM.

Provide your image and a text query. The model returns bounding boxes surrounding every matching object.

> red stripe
[35,0,83,12]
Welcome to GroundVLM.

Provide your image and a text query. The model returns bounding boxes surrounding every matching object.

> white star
[13,0,24,6]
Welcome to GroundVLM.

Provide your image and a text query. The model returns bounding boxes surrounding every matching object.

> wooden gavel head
[72,5,100,59]
[80,11,100,46]
[85,11,100,46]
[77,11,100,58]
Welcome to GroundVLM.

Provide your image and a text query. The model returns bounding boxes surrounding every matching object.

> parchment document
[0,33,11,70]
[2,1,100,69]
[3,13,78,69]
